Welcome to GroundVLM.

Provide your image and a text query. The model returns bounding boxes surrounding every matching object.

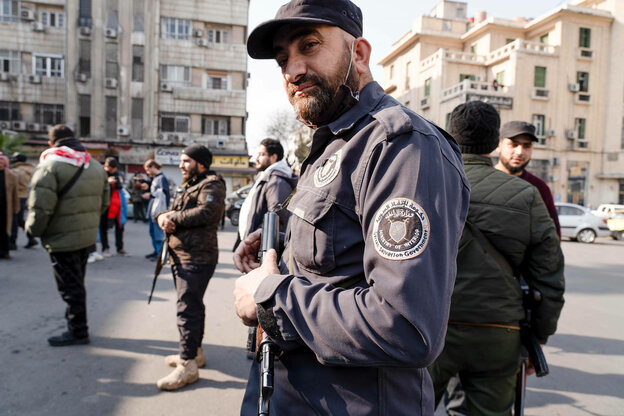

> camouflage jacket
[163,171,225,264]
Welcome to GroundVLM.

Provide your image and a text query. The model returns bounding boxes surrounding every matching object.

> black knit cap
[449,101,500,155]
[247,0,363,59]
[182,144,212,169]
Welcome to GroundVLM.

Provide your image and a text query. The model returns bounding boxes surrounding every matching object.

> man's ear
[270,153,279,165]
[353,38,372,76]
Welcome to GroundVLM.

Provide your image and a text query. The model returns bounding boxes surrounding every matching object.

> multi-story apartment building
[0,0,253,191]
[379,0,624,207]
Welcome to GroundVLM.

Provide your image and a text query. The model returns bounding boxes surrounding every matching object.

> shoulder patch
[372,198,430,260]
[206,194,214,202]
[314,149,342,188]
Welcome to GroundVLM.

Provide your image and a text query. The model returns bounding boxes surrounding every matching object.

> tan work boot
[156,359,199,391]
[164,347,206,368]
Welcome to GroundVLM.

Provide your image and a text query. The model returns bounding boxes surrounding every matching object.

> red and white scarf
[40,146,91,168]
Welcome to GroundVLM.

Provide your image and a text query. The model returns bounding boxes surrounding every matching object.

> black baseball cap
[247,0,363,59]
[500,121,538,142]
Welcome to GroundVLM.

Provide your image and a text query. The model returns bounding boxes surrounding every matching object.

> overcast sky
[245,0,569,153]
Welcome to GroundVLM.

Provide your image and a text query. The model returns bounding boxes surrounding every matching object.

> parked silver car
[556,202,611,243]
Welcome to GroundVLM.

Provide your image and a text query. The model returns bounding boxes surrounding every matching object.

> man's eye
[303,41,318,50]
[276,57,287,68]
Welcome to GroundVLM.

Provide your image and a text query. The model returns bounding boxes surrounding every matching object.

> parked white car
[556,202,611,243]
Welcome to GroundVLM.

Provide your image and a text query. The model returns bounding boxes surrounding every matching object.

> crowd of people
[0,0,568,413]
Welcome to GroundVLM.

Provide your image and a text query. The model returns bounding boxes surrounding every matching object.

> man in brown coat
[9,153,38,249]
[155,144,225,390]
[0,154,19,259]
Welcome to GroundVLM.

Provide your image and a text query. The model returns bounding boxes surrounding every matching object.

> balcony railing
[441,79,513,108]
[486,39,558,64]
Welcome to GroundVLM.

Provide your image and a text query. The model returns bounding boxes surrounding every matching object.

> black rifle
[257,212,280,416]
[147,235,169,304]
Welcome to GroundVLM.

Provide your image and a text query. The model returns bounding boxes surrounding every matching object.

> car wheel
[577,228,596,243]
[613,231,624,241]
[230,209,239,226]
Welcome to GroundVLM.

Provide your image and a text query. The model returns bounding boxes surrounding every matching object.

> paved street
[1,221,623,416]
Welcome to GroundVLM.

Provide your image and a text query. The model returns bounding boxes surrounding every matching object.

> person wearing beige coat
[0,154,19,259]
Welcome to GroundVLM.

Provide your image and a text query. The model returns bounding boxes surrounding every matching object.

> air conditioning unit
[0,121,11,130]
[21,9,35,21]
[104,28,117,38]
[0,73,9,82]
[576,140,588,149]
[167,133,180,142]
[160,82,173,92]
[565,129,577,139]
[216,139,226,149]
[27,123,41,131]
[79,26,91,36]
[32,22,45,32]
[420,97,430,109]
[12,121,26,131]
[545,129,556,137]
[568,83,580,92]
[157,133,166,141]
[196,38,208,47]
[551,157,560,166]
[193,29,204,38]
[104,78,118,89]
[117,126,130,136]
[75,72,88,82]
[28,74,42,84]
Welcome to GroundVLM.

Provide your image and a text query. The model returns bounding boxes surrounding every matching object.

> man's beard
[501,156,529,175]
[287,45,359,124]
[182,164,198,181]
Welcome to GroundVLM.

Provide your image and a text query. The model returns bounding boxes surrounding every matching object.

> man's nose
[283,56,306,84]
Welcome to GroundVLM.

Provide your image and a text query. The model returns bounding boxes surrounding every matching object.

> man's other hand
[157,213,176,234]
[234,249,279,326]
[233,229,262,273]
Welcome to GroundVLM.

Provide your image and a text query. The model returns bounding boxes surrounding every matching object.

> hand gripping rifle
[514,276,549,416]
[257,211,281,416]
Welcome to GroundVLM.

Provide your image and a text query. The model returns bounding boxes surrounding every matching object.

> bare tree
[264,109,300,153]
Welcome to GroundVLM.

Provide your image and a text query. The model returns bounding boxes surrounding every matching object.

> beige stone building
[379,0,624,207]
[0,0,254,192]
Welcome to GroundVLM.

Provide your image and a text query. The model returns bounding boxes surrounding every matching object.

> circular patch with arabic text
[372,198,430,260]
[314,150,342,188]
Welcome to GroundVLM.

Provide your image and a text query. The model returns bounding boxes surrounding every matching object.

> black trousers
[10,198,36,245]
[99,212,124,252]
[171,263,216,360]
[50,246,91,337]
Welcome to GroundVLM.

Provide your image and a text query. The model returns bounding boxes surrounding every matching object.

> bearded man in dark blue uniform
[233,1,470,414]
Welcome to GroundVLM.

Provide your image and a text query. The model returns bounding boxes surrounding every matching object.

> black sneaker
[145,252,158,259]
[48,331,90,347]
[24,240,38,249]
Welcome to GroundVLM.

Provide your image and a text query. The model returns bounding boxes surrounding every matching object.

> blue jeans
[148,216,164,255]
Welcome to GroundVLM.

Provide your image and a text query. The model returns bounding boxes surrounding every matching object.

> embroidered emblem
[372,198,430,260]
[314,150,342,188]
[206,194,214,202]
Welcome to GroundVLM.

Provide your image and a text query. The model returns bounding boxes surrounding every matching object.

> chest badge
[314,150,342,188]
[372,198,430,260]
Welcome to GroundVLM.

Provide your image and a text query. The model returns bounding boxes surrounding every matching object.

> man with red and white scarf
[26,125,109,346]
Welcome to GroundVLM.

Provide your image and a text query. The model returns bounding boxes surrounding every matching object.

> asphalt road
[1,221,622,416]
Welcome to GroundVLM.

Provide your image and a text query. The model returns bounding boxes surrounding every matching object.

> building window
[160,113,190,133]
[161,65,190,86]
[207,29,229,43]
[621,117,624,149]
[442,20,451,31]
[132,0,144,32]
[202,116,229,135]
[534,66,546,88]
[161,17,191,40]
[33,54,64,78]
[532,114,545,137]
[0,50,19,74]
[105,96,117,138]
[579,27,591,48]
[577,71,589,92]
[389,65,394,80]
[405,61,411,89]
[575,118,586,139]
[539,33,549,44]
[105,43,118,79]
[78,40,90,76]
[495,71,505,86]
[206,74,228,90]
[40,11,64,27]
[131,98,143,140]
[505,38,515,45]
[445,113,451,130]
[424,78,431,97]
[79,0,92,27]
[0,101,20,121]
[78,94,90,137]
[470,44,476,54]
[459,74,475,82]
[34,104,64,125]
[132,45,144,82]
[619,180,624,205]
[0,0,20,22]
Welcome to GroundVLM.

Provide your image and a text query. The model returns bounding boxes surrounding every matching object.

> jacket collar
[326,81,386,136]
[462,153,493,166]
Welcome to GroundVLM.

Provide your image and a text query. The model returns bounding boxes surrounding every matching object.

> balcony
[441,79,513,109]
[486,39,558,65]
